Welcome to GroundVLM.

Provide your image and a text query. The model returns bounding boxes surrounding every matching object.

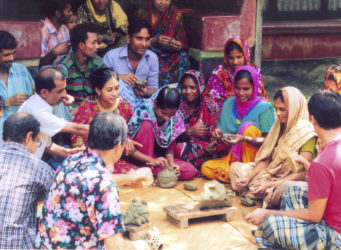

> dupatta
[128,100,186,148]
[177,70,217,139]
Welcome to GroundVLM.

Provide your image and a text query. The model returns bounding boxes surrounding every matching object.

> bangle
[129,149,137,157]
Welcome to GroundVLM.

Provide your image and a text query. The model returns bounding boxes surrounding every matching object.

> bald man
[19,67,88,159]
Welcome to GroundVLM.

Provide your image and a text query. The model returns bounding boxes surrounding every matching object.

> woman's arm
[130,150,168,167]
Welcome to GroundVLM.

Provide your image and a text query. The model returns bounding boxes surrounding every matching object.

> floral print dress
[36,149,125,248]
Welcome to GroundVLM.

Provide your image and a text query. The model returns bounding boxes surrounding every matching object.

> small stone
[183,183,198,191]
[241,197,256,207]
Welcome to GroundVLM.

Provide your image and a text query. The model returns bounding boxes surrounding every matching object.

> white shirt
[18,94,67,159]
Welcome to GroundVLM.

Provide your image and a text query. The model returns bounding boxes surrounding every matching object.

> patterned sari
[176,70,219,168]
[71,96,133,146]
[77,0,128,50]
[204,37,268,119]
[137,1,188,86]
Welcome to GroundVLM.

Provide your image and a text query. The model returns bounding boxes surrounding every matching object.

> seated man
[0,30,35,137]
[103,18,158,110]
[36,112,146,248]
[0,112,54,249]
[19,67,88,159]
[57,23,104,107]
[246,91,341,249]
[39,0,73,67]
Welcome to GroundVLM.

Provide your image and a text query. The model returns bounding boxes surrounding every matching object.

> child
[67,14,78,31]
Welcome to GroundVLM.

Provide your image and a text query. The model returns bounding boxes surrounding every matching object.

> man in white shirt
[19,67,88,159]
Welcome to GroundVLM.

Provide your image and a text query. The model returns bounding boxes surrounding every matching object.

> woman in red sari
[204,37,268,119]
[72,68,133,147]
[175,70,226,169]
[137,0,188,86]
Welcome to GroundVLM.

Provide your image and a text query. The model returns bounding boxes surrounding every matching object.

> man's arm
[45,142,83,158]
[60,122,89,137]
[247,198,328,226]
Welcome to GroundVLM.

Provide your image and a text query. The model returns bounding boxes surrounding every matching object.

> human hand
[170,163,180,176]
[67,146,85,156]
[296,155,311,171]
[124,139,143,156]
[223,134,244,145]
[53,41,70,56]
[149,157,169,168]
[250,182,272,197]
[212,128,223,140]
[157,35,172,46]
[6,93,28,106]
[62,94,74,106]
[245,208,270,226]
[133,84,147,97]
[169,39,183,51]
[119,73,139,87]
[235,177,250,190]
[189,121,209,138]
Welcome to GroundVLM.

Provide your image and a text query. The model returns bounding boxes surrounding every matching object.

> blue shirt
[103,45,159,89]
[0,63,35,136]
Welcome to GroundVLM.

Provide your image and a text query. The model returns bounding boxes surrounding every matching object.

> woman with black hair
[125,86,196,180]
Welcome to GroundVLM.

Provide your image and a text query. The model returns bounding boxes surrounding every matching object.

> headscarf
[177,70,217,138]
[233,65,264,118]
[77,0,128,48]
[253,86,316,176]
[205,37,268,111]
[331,72,341,95]
[128,93,185,148]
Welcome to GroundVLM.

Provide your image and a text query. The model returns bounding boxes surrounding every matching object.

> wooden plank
[125,223,151,241]
[164,204,237,228]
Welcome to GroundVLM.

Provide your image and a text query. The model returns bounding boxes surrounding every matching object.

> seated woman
[123,86,196,180]
[204,37,268,119]
[323,64,341,94]
[77,0,128,55]
[231,86,317,208]
[72,68,133,147]
[175,70,221,169]
[201,65,275,183]
[137,0,188,86]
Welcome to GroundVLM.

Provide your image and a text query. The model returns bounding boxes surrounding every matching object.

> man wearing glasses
[0,112,54,249]
[19,67,89,159]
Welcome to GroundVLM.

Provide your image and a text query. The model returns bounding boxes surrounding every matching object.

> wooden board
[125,222,151,241]
[164,204,237,228]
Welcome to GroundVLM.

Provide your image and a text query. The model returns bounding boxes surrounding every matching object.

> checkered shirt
[0,142,54,248]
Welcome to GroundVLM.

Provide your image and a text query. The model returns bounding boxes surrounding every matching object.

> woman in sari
[204,37,268,119]
[123,86,196,180]
[137,0,188,86]
[72,68,132,147]
[175,70,222,169]
[231,86,317,208]
[323,64,341,94]
[77,0,128,54]
[201,65,275,183]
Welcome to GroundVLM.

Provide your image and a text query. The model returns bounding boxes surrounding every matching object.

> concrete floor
[262,57,341,98]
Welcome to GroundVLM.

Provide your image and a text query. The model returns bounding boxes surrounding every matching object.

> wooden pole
[255,0,264,67]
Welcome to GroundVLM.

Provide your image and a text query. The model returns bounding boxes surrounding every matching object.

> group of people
[0,0,340,248]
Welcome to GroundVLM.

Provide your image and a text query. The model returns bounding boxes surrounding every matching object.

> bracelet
[128,149,137,157]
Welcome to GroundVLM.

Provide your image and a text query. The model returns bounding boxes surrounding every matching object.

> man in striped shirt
[57,23,104,108]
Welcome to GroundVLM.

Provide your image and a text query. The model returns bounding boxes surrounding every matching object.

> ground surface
[262,57,341,98]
